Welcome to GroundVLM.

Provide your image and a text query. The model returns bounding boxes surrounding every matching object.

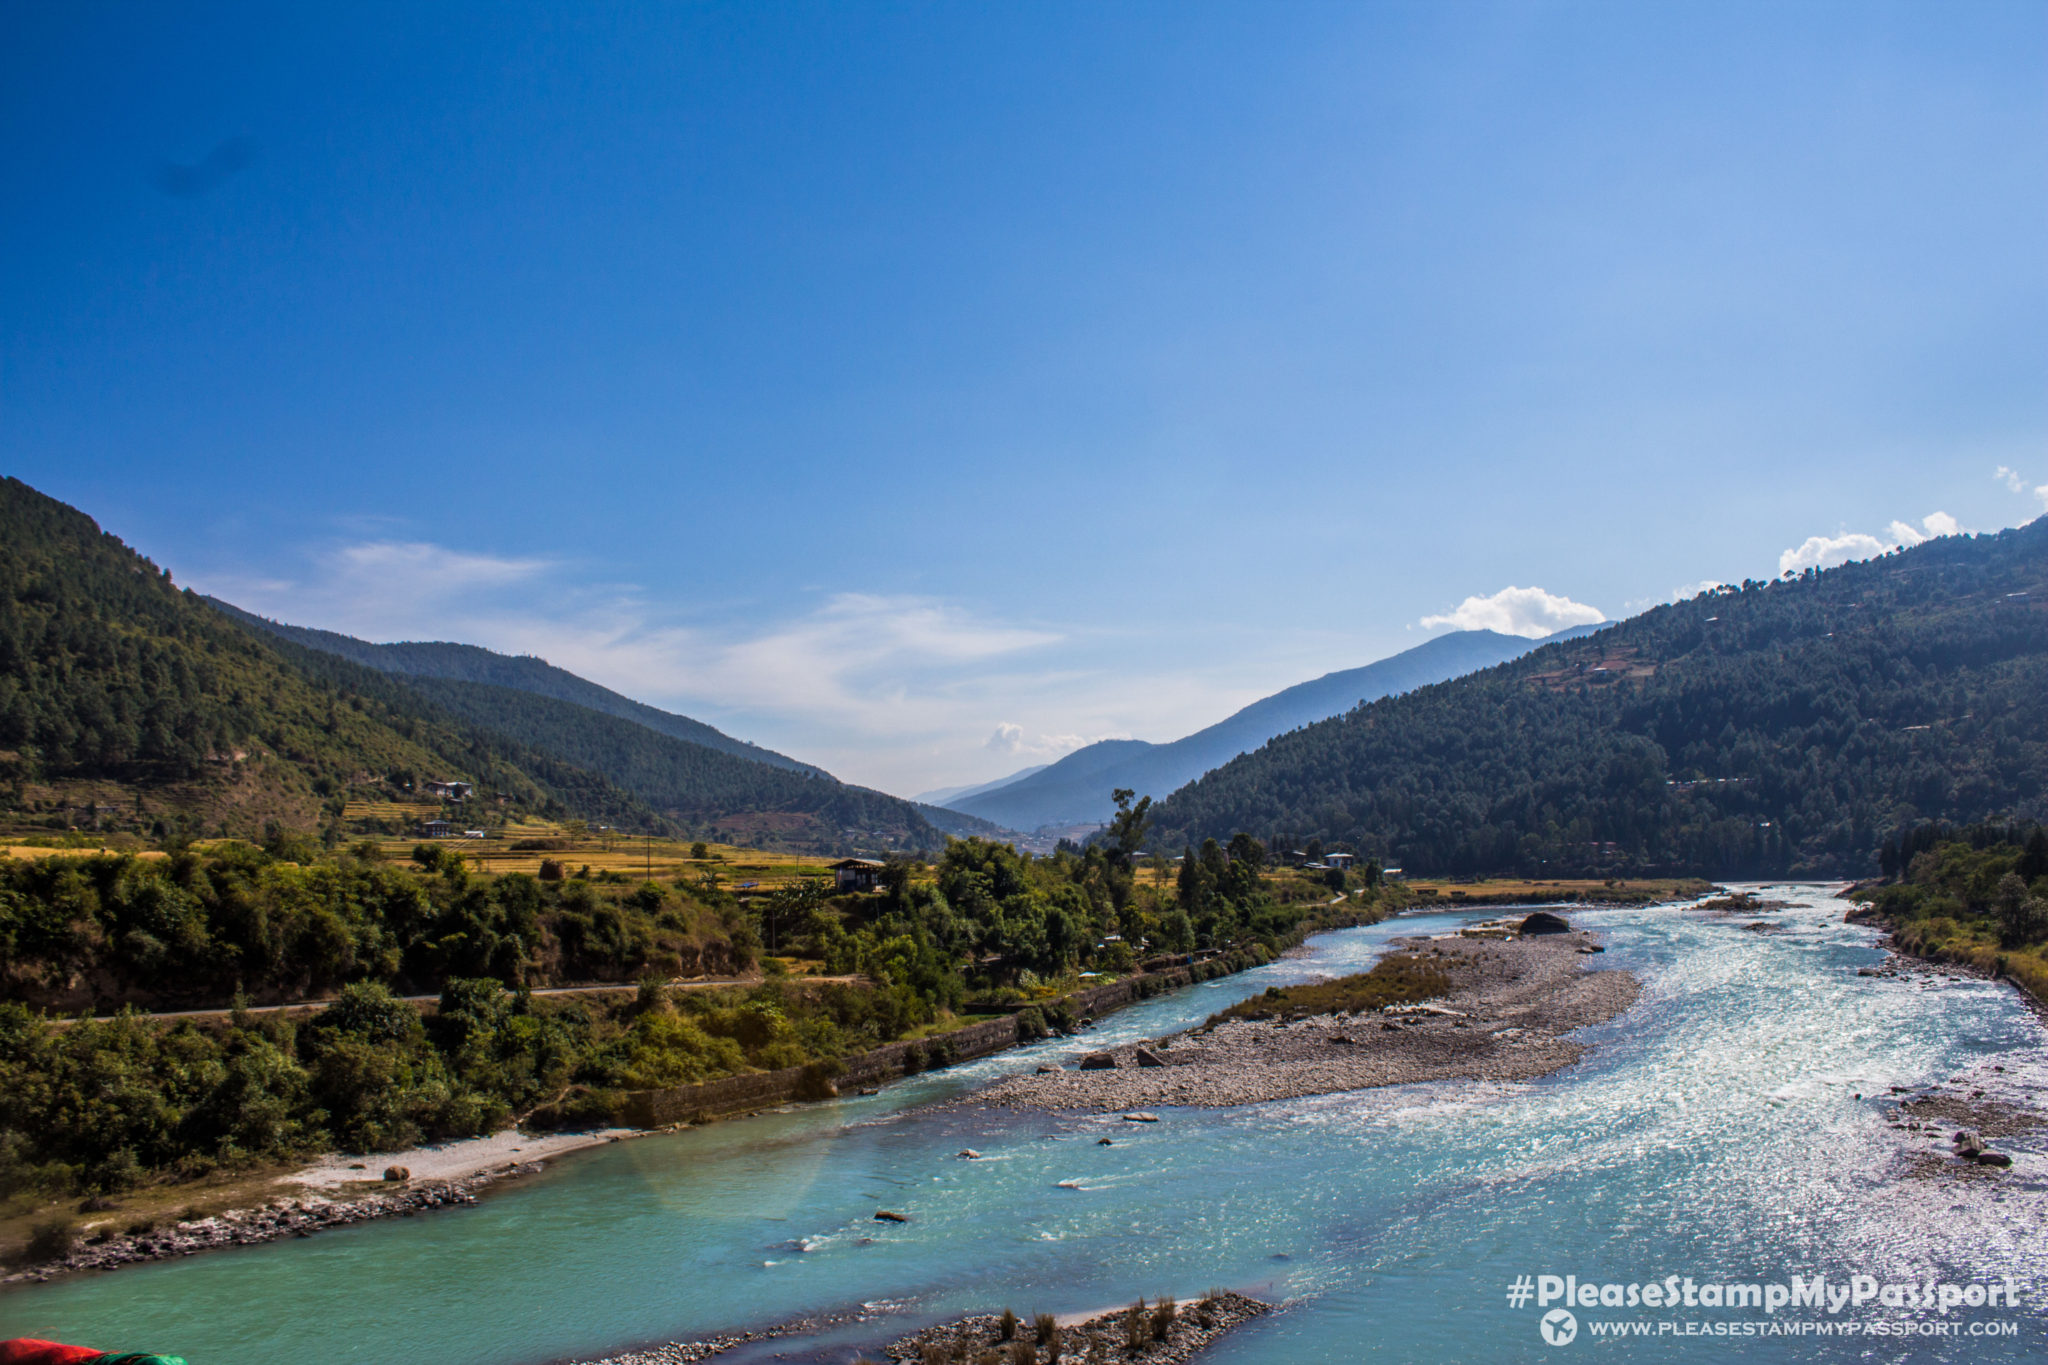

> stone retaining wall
[620,957,1232,1128]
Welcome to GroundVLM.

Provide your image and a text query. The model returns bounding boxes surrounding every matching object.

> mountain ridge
[948,625,1602,831]
[205,601,827,778]
[1149,521,2048,877]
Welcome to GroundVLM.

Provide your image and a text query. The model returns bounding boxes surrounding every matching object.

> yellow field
[0,845,169,861]
[369,828,851,888]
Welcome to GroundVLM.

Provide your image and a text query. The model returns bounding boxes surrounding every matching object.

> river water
[5,885,2046,1363]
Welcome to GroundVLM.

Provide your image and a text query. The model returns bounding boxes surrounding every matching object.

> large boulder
[1078,1052,1118,1070]
[1133,1047,1167,1068]
[1519,911,1572,935]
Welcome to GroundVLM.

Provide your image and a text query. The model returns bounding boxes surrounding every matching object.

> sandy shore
[2,1127,638,1285]
[289,1126,635,1189]
[959,929,1638,1113]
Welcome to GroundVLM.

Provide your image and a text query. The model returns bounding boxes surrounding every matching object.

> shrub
[1007,1341,1034,1365]
[1123,1300,1152,1351]
[25,1217,76,1262]
[1015,1007,1048,1041]
[900,1041,926,1074]
[796,1058,843,1100]
[1035,1312,1058,1345]
[999,1307,1018,1340]
[1151,1294,1176,1336]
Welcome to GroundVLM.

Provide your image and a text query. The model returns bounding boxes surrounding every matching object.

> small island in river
[963,917,1639,1112]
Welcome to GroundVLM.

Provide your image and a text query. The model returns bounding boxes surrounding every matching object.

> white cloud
[1419,585,1607,639]
[1991,467,2048,511]
[985,722,1121,758]
[1778,511,1961,575]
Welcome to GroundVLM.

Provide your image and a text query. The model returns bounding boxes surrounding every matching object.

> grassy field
[1401,877,1712,905]
[0,844,169,862]
[367,822,850,888]
[1211,953,1451,1022]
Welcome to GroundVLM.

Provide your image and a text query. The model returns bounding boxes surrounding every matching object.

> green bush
[25,1216,75,1263]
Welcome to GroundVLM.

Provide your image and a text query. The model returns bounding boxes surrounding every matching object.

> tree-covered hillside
[1149,520,2048,878]
[0,477,647,837]
[950,627,1589,832]
[206,601,829,777]
[392,674,948,849]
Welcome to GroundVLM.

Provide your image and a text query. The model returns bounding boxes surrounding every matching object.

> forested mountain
[211,604,1002,850]
[206,601,827,777]
[0,477,970,854]
[1149,520,2048,878]
[386,674,949,847]
[0,476,662,838]
[950,627,1596,832]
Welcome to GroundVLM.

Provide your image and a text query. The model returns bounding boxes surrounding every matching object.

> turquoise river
[4,885,2045,1362]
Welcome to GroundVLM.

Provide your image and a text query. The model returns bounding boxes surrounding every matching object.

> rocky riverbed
[569,1291,1272,1365]
[959,929,1638,1112]
[0,1166,529,1285]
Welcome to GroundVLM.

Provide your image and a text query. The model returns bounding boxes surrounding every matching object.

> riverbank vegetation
[1849,822,2048,1000]
[1212,953,1451,1022]
[0,813,1393,1218]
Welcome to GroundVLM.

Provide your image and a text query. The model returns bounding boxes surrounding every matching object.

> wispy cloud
[1419,585,1606,639]
[1994,465,2048,512]
[984,722,1124,758]
[192,537,1225,793]
[1778,511,1960,575]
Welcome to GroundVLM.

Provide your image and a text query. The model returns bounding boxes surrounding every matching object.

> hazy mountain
[948,627,1599,832]
[1150,520,2048,877]
[915,764,1050,808]
[205,601,827,778]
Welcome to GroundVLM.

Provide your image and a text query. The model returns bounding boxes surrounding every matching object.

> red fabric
[0,1343,106,1365]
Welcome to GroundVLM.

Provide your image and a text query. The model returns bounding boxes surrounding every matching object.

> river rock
[1079,1052,1117,1070]
[873,1209,908,1222]
[1953,1129,1986,1157]
[1974,1151,2014,1168]
[1519,911,1571,935]
[1134,1047,1166,1068]
[1036,1064,1061,1074]
[957,1149,981,1159]
[1121,1112,1159,1123]
[383,1166,411,1183]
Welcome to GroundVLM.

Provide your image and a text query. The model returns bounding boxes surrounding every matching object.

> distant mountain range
[914,764,1048,808]
[1149,519,2048,877]
[944,626,1602,833]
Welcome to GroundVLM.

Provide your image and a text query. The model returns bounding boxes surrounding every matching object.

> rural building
[1324,852,1355,869]
[420,819,457,838]
[422,779,474,801]
[829,858,885,892]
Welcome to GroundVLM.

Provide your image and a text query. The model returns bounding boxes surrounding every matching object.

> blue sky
[4,1,2045,795]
